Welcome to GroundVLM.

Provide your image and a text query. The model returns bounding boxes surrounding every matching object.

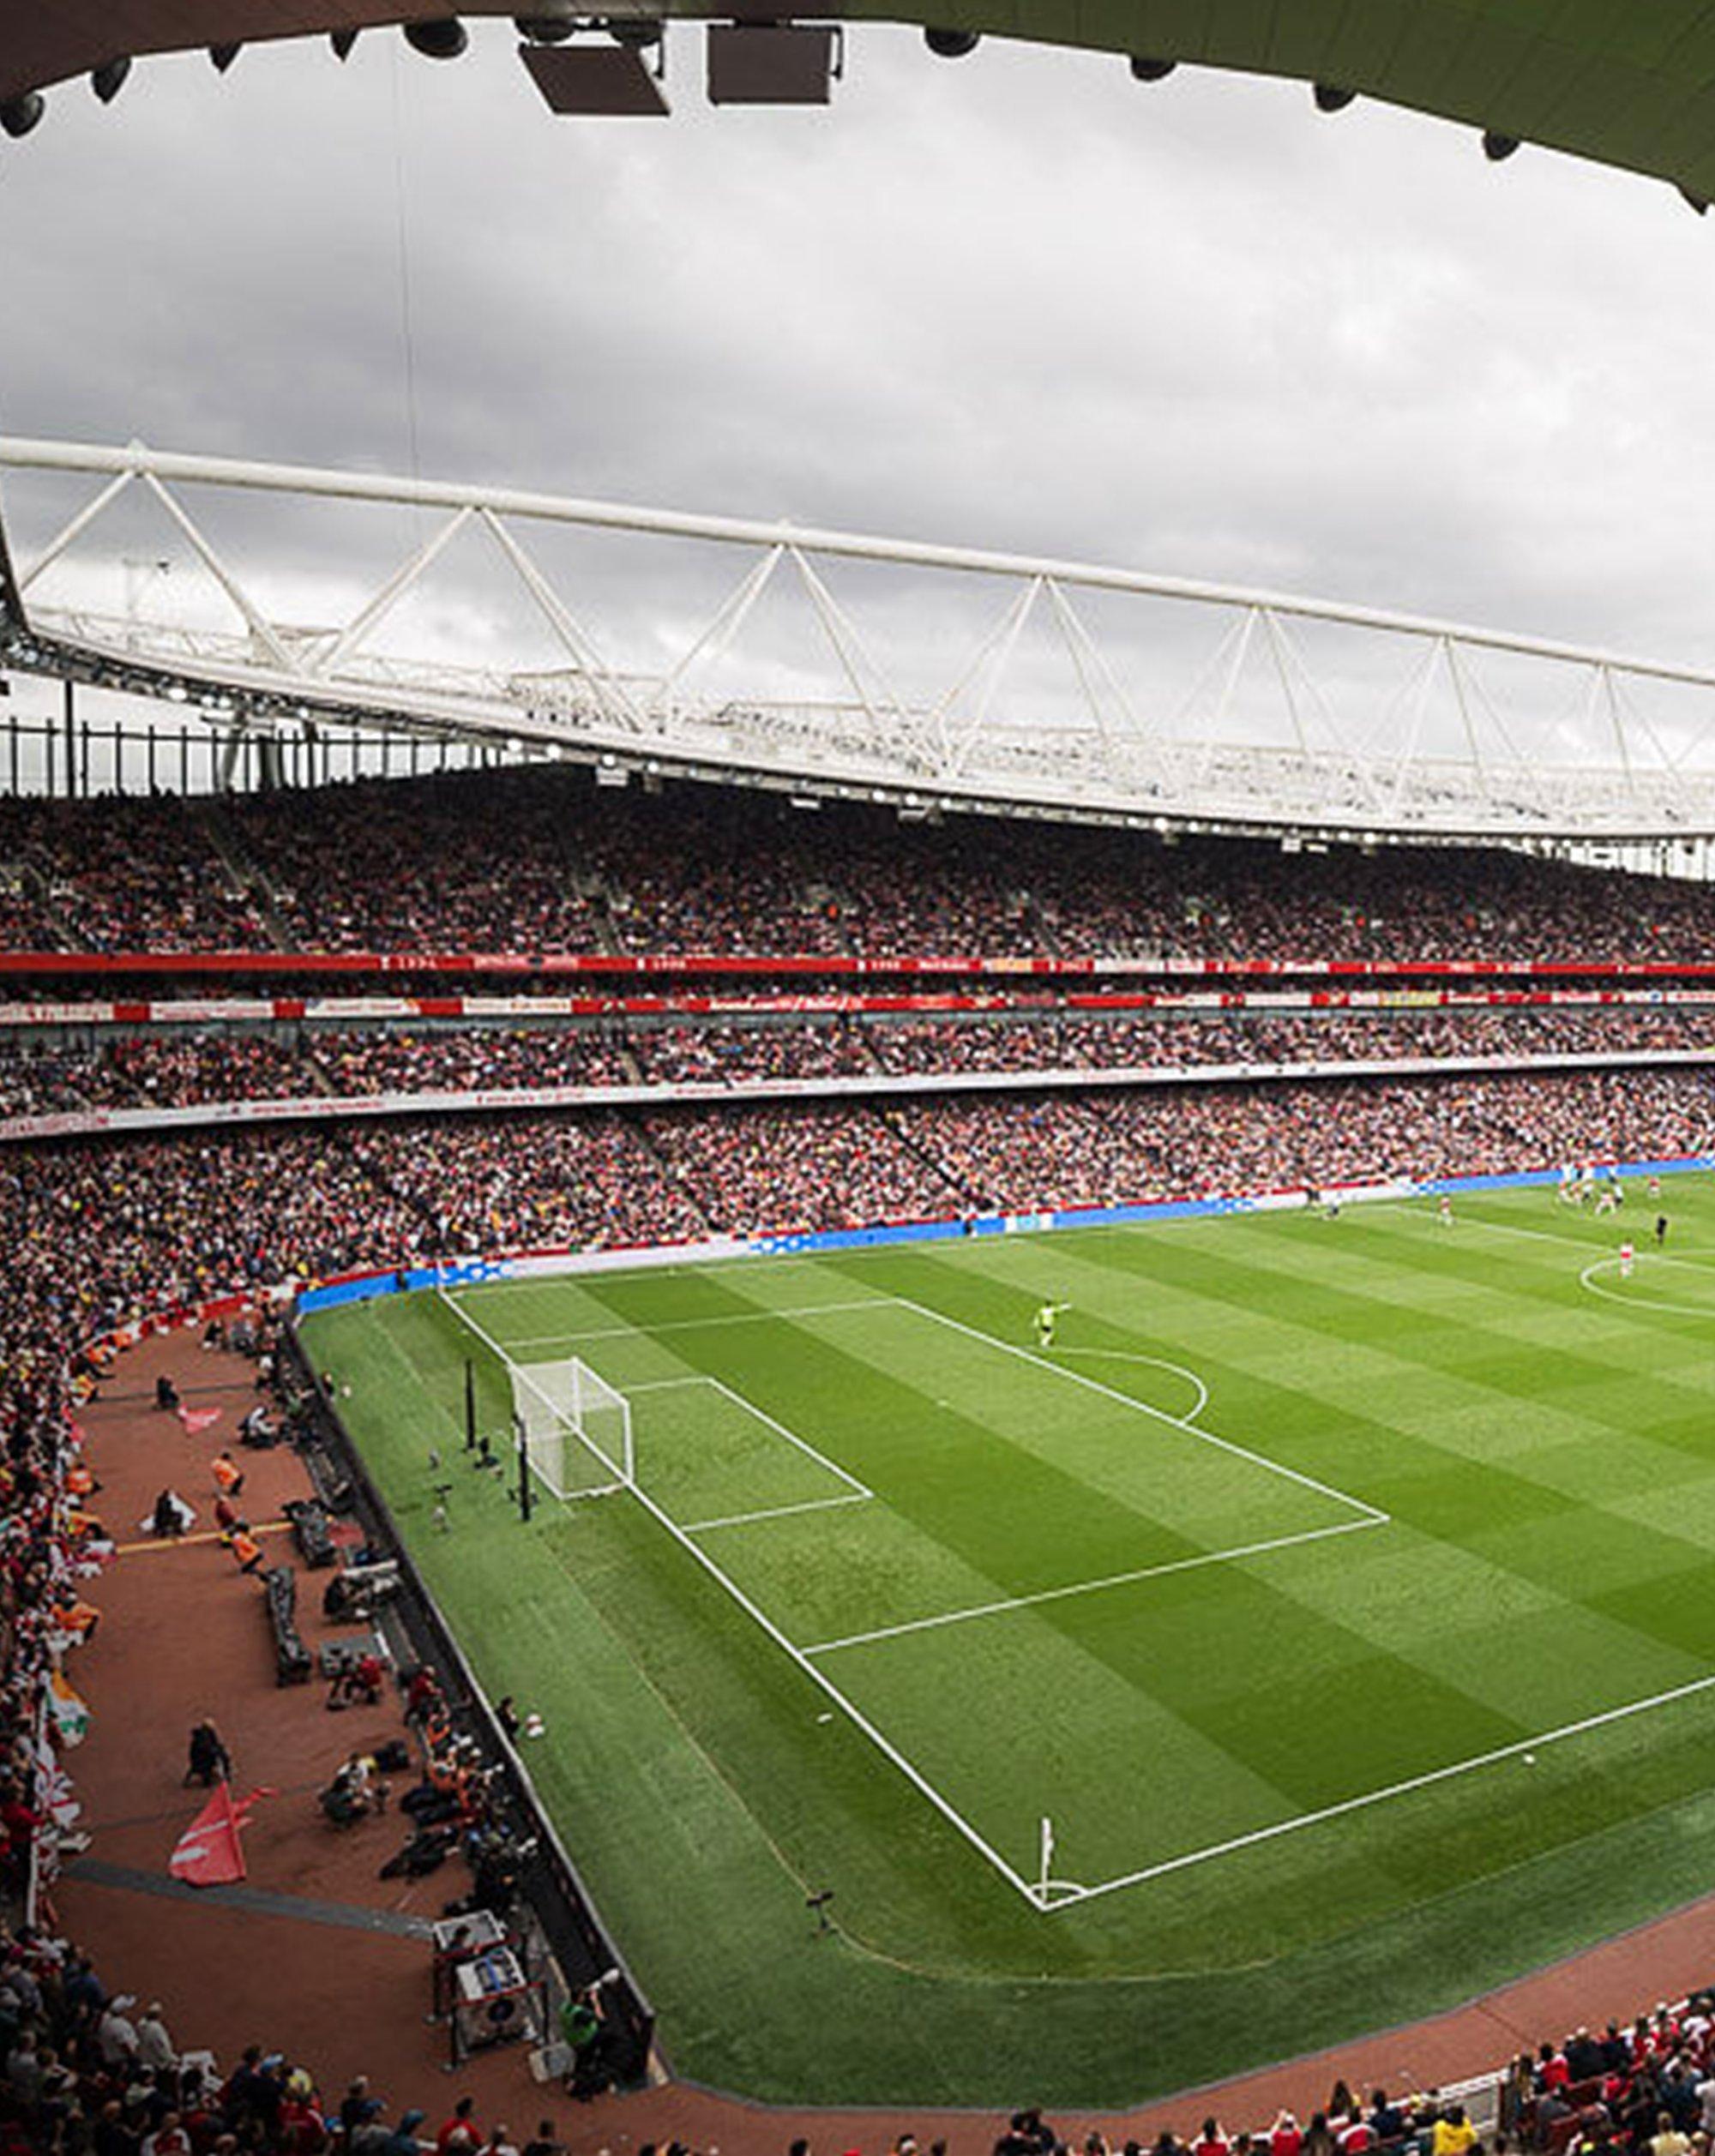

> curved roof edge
[0,3,1711,207]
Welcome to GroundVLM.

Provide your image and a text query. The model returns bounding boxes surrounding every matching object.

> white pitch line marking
[890,1296,1386,1524]
[436,1279,1042,1909]
[1055,1663,1715,1910]
[1438,1210,1619,1258]
[801,1515,1386,1656]
[1578,1256,1715,1321]
[700,1375,873,1499]
[612,1375,716,1395]
[500,1298,892,1348]
[1051,1348,1209,1422]
[683,1491,874,1533]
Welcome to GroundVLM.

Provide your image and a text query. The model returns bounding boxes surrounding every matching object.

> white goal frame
[511,1354,634,1501]
[435,1278,635,1503]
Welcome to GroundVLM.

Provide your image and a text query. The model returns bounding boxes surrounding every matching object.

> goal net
[510,1355,635,1502]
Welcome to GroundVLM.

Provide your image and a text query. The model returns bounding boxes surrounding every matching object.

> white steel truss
[8,435,1715,840]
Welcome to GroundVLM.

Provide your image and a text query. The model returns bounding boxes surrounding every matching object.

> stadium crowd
[6,771,1715,963]
[222,769,606,955]
[12,772,1715,2154]
[0,1068,1711,1249]
[0,795,259,952]
[3,1064,1715,2147]
[6,1007,1715,1120]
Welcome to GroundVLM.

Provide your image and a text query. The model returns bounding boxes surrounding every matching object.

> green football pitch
[303,1180,1715,2108]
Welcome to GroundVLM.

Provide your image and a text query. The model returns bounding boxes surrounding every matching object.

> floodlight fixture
[0,92,45,136]
[924,27,980,57]
[208,43,243,71]
[515,14,575,39]
[707,22,839,104]
[91,57,133,102]
[405,19,469,59]
[1128,56,1175,81]
[1483,129,1519,159]
[521,37,669,114]
[1313,82,1356,111]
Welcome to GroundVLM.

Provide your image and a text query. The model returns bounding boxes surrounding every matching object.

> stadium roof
[3,4,1714,207]
[13,435,1715,844]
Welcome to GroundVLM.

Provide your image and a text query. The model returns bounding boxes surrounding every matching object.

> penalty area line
[1052,1664,1715,1912]
[800,1515,1387,1656]
[892,1295,1385,1526]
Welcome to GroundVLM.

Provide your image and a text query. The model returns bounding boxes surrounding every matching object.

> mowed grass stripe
[301,1185,1715,2105]
[464,1264,1567,1850]
[632,1314,1282,1642]
[827,1235,1715,1809]
[1057,1226,1715,1697]
[1056,1227,1715,1546]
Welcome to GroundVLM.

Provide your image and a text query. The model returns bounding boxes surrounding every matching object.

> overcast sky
[2,23,1714,766]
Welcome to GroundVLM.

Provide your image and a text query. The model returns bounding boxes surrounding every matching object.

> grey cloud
[3,18,1715,754]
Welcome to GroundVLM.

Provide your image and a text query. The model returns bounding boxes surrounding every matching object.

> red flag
[178,1407,222,1435]
[169,1785,272,1887]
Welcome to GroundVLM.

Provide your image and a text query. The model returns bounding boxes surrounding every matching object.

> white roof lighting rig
[6,435,1715,845]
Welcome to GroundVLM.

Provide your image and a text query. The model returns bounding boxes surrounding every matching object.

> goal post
[426,1276,635,1506]
[511,1354,635,1502]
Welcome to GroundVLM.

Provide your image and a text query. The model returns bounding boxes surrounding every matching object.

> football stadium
[15,6,1715,2154]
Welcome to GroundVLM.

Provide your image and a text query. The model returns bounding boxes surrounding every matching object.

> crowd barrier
[295,1150,1715,1316]
[12,949,1715,982]
[5,984,1714,1030]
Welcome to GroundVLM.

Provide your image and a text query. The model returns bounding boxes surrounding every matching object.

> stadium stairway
[19,855,87,952]
[197,796,301,950]
[877,1102,974,1204]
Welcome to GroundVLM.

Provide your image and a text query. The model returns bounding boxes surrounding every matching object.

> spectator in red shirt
[437,2099,481,2156]
[1270,2113,1303,2156]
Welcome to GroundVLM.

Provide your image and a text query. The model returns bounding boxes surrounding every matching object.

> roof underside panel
[2,3,1714,198]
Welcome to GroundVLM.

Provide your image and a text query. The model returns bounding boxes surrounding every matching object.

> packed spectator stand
[8,765,1715,2156]
[4,769,1715,965]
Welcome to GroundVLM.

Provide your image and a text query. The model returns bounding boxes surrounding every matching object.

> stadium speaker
[208,43,244,71]
[1313,82,1356,111]
[1128,55,1176,81]
[405,18,469,59]
[329,28,361,57]
[0,93,45,137]
[1483,129,1520,160]
[924,27,980,57]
